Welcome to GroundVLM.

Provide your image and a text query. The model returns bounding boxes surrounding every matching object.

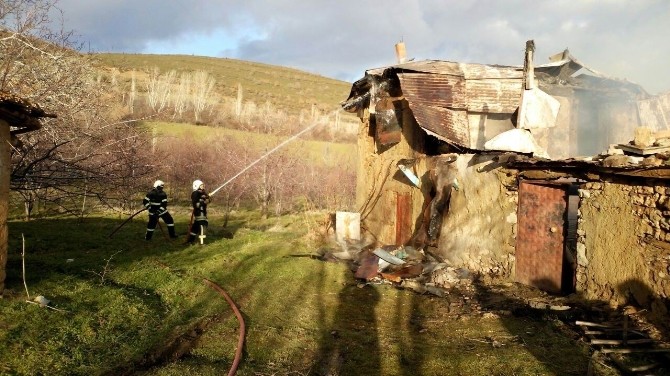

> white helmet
[153,180,165,188]
[192,179,204,191]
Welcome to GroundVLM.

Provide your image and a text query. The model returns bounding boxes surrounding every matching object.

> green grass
[1,210,593,375]
[93,53,356,118]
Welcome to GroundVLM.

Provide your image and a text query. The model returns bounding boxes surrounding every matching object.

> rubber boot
[168,226,178,239]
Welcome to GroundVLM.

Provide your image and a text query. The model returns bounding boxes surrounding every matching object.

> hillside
[93,53,357,122]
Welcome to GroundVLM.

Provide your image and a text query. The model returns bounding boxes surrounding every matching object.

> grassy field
[0,209,596,376]
[93,53,357,120]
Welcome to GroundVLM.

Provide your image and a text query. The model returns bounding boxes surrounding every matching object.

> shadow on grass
[474,277,670,376]
[312,280,381,375]
[5,214,246,288]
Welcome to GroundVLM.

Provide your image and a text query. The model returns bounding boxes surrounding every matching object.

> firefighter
[188,179,210,244]
[143,180,178,240]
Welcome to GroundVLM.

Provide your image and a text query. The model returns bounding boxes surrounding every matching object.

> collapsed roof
[342,46,665,159]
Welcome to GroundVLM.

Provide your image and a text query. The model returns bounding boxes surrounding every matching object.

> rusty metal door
[395,192,412,245]
[516,181,567,294]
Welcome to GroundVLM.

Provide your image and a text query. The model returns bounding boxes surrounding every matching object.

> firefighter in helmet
[188,179,210,244]
[143,180,178,240]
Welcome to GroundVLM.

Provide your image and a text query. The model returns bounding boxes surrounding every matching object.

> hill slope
[93,53,355,119]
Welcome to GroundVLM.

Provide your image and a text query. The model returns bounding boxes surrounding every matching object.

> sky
[53,0,670,94]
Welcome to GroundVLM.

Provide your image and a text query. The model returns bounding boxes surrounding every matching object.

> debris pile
[577,315,670,375]
[323,240,478,299]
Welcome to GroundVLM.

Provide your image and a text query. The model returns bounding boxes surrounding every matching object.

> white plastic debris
[34,295,50,307]
[484,128,549,158]
[518,88,560,130]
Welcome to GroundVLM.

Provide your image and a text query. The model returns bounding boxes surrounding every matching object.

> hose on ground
[203,278,246,376]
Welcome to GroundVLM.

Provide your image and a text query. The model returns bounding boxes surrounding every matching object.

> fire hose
[108,208,147,238]
[202,278,246,376]
[110,118,326,240]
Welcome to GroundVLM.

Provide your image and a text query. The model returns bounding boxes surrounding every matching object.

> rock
[602,154,632,167]
[634,127,656,147]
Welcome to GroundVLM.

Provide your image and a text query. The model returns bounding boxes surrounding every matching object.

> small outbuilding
[342,41,670,318]
[0,91,54,295]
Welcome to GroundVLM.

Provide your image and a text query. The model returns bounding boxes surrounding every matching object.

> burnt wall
[577,181,670,318]
[436,155,517,276]
[356,101,429,246]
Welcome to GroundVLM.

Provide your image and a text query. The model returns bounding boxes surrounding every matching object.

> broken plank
[585,329,648,337]
[601,348,670,354]
[590,338,654,345]
[576,320,612,328]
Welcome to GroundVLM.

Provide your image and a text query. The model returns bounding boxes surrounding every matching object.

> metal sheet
[406,104,470,147]
[354,251,380,280]
[465,79,523,113]
[398,73,467,109]
[367,60,523,79]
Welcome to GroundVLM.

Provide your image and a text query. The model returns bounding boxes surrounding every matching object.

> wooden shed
[0,91,53,295]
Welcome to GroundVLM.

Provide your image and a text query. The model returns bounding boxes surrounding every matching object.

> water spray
[209,111,336,197]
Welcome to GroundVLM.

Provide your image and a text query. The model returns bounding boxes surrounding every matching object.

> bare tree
[128,70,136,113]
[171,71,190,120]
[1,0,153,214]
[235,82,243,119]
[145,67,174,114]
[191,70,215,124]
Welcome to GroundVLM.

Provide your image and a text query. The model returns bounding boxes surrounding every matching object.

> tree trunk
[260,163,270,219]
[0,121,10,295]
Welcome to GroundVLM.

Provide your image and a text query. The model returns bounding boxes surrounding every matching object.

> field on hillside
[94,53,359,122]
[150,121,357,169]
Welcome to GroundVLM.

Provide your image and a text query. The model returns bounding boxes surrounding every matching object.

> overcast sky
[54,0,670,94]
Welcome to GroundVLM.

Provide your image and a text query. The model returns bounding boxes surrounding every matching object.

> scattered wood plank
[590,338,654,346]
[576,320,612,328]
[601,348,670,354]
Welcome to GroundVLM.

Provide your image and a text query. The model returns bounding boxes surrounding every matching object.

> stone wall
[577,181,670,317]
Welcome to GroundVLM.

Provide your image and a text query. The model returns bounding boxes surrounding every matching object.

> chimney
[395,41,407,64]
[523,40,536,89]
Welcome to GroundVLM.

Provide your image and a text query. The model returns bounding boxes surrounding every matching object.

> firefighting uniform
[143,186,177,240]
[188,187,209,243]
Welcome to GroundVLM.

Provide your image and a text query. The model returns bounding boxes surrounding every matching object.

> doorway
[516,180,576,294]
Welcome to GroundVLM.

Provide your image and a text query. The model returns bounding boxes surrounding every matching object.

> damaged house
[341,41,670,319]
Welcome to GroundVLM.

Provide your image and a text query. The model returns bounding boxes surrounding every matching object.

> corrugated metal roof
[407,104,470,147]
[465,79,522,113]
[397,73,467,109]
[367,59,523,79]
[395,66,522,147]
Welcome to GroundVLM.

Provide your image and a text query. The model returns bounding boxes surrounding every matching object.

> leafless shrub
[1,0,154,218]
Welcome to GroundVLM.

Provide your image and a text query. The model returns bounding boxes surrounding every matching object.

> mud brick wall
[577,181,670,318]
[436,156,517,277]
